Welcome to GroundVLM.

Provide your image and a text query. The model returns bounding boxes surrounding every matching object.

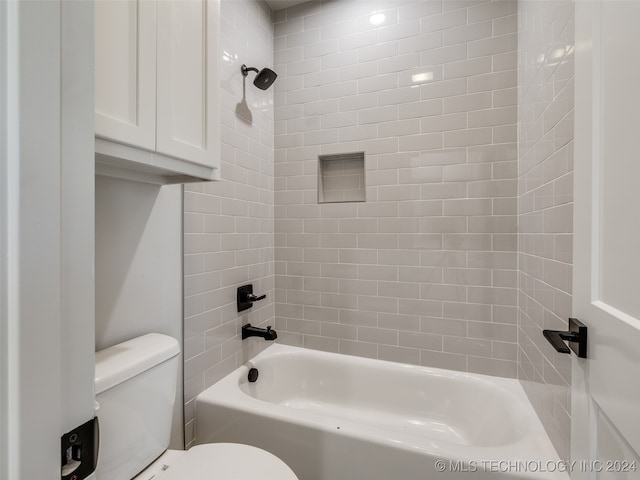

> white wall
[517,0,575,462]
[273,0,520,376]
[95,176,184,449]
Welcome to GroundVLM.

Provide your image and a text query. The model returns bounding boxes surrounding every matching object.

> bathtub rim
[196,344,564,467]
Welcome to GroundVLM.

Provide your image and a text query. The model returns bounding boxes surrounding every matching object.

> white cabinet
[95,0,220,184]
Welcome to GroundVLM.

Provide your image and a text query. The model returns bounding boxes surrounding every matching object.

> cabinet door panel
[95,0,156,150]
[156,0,219,168]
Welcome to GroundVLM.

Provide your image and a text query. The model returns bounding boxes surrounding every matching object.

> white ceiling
[265,0,310,11]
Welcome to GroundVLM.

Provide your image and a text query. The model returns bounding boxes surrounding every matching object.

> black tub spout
[242,323,277,341]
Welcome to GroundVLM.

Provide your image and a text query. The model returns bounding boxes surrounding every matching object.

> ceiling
[265,0,310,11]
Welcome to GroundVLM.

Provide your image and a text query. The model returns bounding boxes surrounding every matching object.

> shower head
[241,64,277,90]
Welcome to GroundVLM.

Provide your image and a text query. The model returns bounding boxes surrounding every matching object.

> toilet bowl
[134,444,298,480]
[95,334,298,480]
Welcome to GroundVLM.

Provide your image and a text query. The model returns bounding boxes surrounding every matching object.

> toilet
[94,333,298,480]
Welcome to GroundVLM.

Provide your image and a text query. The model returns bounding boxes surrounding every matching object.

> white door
[572,1,640,478]
[156,0,220,168]
[95,0,157,151]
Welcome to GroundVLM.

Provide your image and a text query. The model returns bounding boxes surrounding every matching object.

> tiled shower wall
[517,0,574,462]
[182,0,274,448]
[274,0,520,376]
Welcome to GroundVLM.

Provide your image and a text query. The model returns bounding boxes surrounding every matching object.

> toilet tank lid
[95,333,180,395]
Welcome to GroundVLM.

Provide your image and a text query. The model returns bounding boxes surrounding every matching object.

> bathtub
[196,345,567,480]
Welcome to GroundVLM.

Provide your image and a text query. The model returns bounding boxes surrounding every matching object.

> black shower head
[241,64,277,90]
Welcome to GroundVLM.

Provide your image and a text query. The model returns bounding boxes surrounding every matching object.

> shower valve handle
[237,284,267,312]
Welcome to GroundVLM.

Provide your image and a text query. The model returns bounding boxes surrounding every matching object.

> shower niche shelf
[318,152,366,203]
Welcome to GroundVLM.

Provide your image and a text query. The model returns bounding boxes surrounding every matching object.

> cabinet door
[95,0,156,151]
[156,0,220,168]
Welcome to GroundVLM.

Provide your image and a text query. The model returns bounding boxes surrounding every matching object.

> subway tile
[421,113,467,133]
[420,349,467,371]
[358,326,398,345]
[420,43,467,67]
[378,20,421,43]
[399,133,443,151]
[379,86,421,107]
[304,335,340,353]
[468,286,517,306]
[493,14,517,35]
[399,298,443,317]
[379,52,421,74]
[286,28,321,49]
[356,7,399,32]
[379,345,421,365]
[339,30,378,51]
[321,50,359,69]
[357,295,398,313]
[399,331,443,351]
[339,339,378,359]
[444,127,493,147]
[444,302,492,322]
[398,31,443,54]
[358,105,398,125]
[321,80,357,99]
[378,119,421,138]
[321,19,358,41]
[273,18,304,37]
[421,9,467,33]
[358,73,397,94]
[420,316,467,336]
[492,51,517,73]
[398,233,443,250]
[467,0,517,23]
[421,182,467,200]
[421,78,467,100]
[468,357,517,378]
[468,69,517,93]
[321,322,358,340]
[378,313,421,332]
[399,166,443,184]
[420,217,467,233]
[304,39,340,59]
[397,200,442,217]
[304,7,341,30]
[399,99,443,119]
[469,106,517,128]
[357,233,398,249]
[468,321,516,342]
[444,336,491,357]
[399,1,442,23]
[340,309,378,327]
[340,60,379,81]
[444,57,492,80]
[443,163,492,182]
[444,20,493,46]
[398,66,444,87]
[379,281,421,299]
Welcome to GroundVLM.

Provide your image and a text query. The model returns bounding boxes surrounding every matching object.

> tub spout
[242,323,278,341]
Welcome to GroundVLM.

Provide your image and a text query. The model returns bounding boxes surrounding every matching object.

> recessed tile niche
[318,152,366,203]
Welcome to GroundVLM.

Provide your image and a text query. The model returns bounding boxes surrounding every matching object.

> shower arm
[241,64,259,77]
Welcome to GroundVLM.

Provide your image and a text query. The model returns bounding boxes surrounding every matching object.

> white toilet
[95,333,298,480]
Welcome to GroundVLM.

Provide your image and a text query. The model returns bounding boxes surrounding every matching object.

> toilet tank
[95,333,180,480]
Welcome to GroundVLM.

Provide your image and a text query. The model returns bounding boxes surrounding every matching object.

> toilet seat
[154,443,299,480]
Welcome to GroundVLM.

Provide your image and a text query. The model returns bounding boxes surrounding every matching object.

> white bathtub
[196,345,567,480]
